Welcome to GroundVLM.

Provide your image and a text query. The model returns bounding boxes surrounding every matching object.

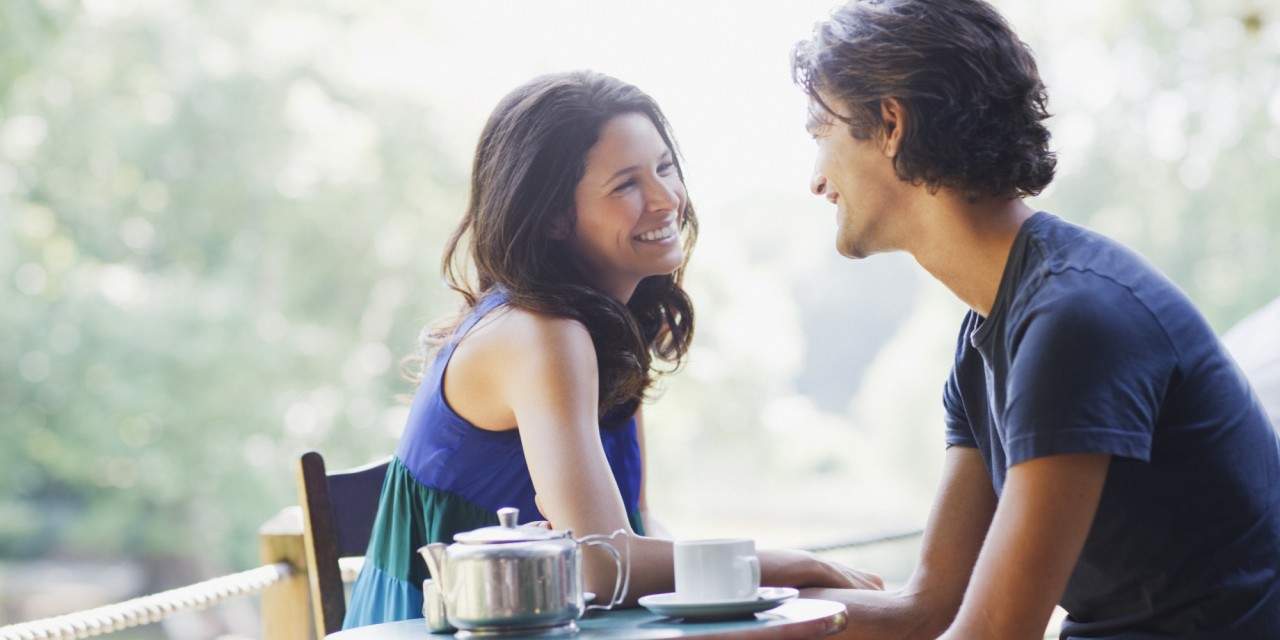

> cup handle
[577,529,631,612]
[744,555,761,593]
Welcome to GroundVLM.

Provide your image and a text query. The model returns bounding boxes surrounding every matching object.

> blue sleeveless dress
[343,290,646,629]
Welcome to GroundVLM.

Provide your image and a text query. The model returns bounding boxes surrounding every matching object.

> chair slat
[296,451,389,639]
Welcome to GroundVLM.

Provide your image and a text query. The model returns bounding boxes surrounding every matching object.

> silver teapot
[418,507,630,636]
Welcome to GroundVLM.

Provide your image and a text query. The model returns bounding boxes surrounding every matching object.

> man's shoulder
[1023,213,1175,287]
[1013,213,1189,327]
[997,225,1175,360]
[1007,264,1176,363]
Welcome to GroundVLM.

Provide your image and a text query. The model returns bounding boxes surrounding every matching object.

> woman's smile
[633,219,680,244]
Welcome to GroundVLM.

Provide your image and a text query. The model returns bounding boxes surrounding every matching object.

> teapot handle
[578,529,630,612]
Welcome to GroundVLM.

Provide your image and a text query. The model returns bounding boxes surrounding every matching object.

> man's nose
[810,172,828,197]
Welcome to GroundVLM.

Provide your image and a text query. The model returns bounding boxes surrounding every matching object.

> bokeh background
[3,0,1278,637]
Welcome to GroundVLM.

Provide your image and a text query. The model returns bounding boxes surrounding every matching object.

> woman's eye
[613,180,636,193]
[657,162,674,174]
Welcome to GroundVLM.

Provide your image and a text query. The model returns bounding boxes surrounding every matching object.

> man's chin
[835,234,871,260]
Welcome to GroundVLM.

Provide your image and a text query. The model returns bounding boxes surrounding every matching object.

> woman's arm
[495,312,673,602]
[494,311,874,602]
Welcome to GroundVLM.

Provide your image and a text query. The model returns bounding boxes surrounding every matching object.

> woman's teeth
[635,222,677,242]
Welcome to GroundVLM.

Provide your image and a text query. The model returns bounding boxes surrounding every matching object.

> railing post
[259,506,313,640]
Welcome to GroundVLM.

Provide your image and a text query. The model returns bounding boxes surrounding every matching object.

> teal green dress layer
[343,291,646,629]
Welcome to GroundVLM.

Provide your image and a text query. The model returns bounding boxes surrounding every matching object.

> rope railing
[337,556,363,583]
[801,528,925,553]
[0,562,293,640]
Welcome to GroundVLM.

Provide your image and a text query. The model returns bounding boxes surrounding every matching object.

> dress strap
[428,289,510,387]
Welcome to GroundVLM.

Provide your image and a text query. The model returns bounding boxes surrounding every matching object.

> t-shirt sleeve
[944,318,979,449]
[944,367,978,448]
[1002,275,1177,466]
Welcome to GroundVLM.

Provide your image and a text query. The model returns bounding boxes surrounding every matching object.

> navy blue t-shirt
[944,212,1280,639]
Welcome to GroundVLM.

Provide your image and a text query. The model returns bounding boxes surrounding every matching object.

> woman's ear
[548,212,573,240]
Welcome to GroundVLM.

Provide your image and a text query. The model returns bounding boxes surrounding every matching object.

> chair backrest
[296,451,390,639]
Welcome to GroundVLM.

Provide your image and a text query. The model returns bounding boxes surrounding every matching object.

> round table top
[327,598,848,640]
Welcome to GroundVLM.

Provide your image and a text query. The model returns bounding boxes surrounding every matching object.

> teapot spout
[419,543,449,587]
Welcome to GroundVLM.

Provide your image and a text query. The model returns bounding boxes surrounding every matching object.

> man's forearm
[800,587,953,640]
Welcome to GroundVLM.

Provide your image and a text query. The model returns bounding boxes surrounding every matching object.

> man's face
[805,93,905,259]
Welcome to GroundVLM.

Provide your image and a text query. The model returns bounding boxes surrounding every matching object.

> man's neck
[904,195,1036,318]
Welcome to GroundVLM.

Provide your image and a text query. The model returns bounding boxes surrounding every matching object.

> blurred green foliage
[1,0,465,573]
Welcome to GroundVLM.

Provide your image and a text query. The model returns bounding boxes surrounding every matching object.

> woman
[344,70,880,628]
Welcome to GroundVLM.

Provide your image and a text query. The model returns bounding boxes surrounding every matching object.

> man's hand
[799,447,999,640]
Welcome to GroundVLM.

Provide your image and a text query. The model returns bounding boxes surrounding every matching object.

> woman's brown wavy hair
[419,70,697,416]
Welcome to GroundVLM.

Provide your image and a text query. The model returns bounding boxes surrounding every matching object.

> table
[327,598,847,640]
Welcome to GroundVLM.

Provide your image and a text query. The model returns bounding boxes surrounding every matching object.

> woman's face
[569,112,686,302]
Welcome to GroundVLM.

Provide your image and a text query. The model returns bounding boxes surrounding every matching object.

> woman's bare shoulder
[468,306,594,362]
[445,306,597,429]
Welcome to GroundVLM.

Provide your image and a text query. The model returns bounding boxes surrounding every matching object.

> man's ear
[879,98,907,159]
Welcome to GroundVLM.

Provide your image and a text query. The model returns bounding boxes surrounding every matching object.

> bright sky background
[242,0,870,250]
[230,0,1196,288]
[405,0,841,210]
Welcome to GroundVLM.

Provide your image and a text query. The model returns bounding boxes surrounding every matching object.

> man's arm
[939,453,1108,640]
[805,446,997,640]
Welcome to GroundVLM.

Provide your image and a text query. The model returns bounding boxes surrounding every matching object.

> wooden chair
[296,451,390,639]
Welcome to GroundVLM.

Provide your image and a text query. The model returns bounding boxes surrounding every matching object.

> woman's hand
[760,548,884,591]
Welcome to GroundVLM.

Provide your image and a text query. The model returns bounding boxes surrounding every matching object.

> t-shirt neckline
[969,210,1050,348]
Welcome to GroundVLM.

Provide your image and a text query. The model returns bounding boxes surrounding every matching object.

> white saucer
[637,587,798,620]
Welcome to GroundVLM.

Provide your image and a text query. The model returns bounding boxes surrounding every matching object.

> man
[791,1,1280,638]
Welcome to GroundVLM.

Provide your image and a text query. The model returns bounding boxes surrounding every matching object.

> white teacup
[673,538,761,603]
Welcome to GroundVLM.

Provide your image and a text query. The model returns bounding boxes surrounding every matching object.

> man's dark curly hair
[792,0,1057,201]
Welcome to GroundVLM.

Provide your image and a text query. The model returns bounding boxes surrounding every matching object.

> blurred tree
[1024,0,1280,329]
[1,0,461,582]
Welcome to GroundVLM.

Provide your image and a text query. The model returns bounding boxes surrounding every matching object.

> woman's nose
[647,179,682,212]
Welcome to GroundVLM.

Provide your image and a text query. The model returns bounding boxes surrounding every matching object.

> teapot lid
[453,507,567,544]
